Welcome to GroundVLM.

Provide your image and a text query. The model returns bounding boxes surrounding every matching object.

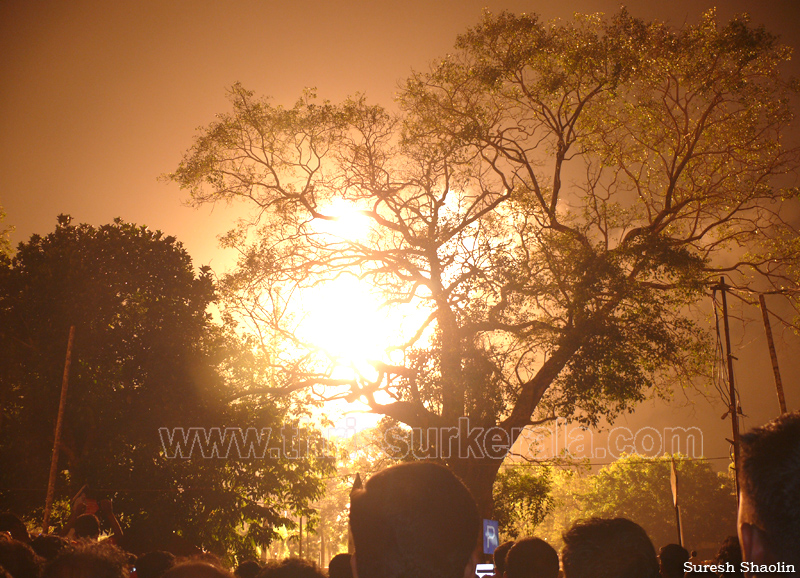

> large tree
[0,216,332,560]
[169,10,800,514]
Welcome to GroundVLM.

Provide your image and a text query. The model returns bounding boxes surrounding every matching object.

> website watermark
[158,417,703,461]
[158,426,323,460]
[511,419,703,461]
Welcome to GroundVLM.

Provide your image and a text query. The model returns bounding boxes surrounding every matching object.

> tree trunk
[448,454,506,519]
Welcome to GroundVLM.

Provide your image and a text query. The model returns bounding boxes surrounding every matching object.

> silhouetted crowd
[1,411,798,578]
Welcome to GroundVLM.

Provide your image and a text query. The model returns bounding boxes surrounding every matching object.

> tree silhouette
[0,217,332,560]
[170,11,800,514]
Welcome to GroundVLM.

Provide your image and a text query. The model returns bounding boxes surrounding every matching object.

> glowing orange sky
[2,0,799,461]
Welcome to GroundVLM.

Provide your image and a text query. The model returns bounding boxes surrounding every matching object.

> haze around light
[2,0,800,460]
[295,199,432,370]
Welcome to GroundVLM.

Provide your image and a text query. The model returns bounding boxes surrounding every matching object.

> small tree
[493,465,553,540]
[535,455,736,550]
[170,10,800,514]
[0,217,332,560]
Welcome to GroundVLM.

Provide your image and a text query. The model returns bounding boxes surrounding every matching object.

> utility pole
[713,277,740,501]
[758,294,787,415]
[670,456,684,548]
[43,325,75,533]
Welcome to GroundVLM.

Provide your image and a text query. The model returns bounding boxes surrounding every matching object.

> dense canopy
[0,217,331,559]
[170,10,800,513]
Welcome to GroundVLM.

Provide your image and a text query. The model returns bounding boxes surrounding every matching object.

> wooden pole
[42,325,75,533]
[758,294,787,415]
[670,456,683,547]
[716,278,740,501]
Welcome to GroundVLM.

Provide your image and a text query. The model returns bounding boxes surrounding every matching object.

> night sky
[2,0,800,464]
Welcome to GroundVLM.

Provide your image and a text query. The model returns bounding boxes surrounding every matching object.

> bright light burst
[314,198,373,242]
[296,275,395,362]
[293,200,429,370]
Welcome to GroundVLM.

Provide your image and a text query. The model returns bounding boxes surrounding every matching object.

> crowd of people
[1,411,798,578]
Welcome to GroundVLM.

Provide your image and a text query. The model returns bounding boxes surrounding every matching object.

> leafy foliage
[0,217,332,561]
[535,455,736,550]
[492,466,554,540]
[0,203,12,259]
